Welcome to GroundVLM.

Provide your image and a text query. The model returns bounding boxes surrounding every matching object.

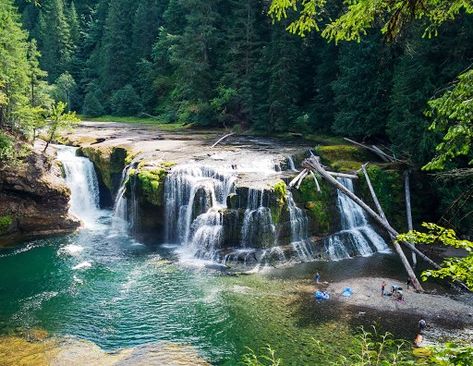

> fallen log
[344,138,391,162]
[302,156,470,292]
[361,163,387,223]
[211,132,235,148]
[303,157,424,291]
[404,171,417,267]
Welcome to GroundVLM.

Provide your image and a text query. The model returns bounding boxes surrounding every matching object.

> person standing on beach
[381,281,386,296]
[314,272,320,284]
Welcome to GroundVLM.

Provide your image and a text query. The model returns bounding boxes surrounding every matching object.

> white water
[164,164,236,262]
[110,165,133,235]
[287,191,314,261]
[325,178,389,260]
[287,156,298,172]
[240,189,276,248]
[56,145,101,228]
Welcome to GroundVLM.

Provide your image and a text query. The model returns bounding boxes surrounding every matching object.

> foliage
[423,69,473,171]
[52,72,77,108]
[429,342,473,365]
[242,345,282,366]
[269,0,473,41]
[0,215,13,234]
[0,133,15,161]
[43,101,80,152]
[110,85,143,116]
[397,223,473,289]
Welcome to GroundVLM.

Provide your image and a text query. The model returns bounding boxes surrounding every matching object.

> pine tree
[255,24,302,132]
[215,0,266,127]
[68,1,80,47]
[37,0,73,81]
[100,0,137,94]
[169,0,222,125]
[0,0,31,129]
[331,34,392,138]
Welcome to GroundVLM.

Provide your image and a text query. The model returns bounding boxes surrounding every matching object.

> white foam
[59,244,84,256]
[72,261,92,270]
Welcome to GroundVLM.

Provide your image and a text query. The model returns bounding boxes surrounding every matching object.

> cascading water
[325,178,389,260]
[164,164,236,260]
[287,191,314,261]
[56,145,101,228]
[110,165,131,235]
[240,189,276,248]
[287,156,298,172]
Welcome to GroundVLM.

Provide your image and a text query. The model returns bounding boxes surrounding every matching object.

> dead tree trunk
[361,163,387,223]
[302,157,423,291]
[404,171,417,267]
[302,157,472,291]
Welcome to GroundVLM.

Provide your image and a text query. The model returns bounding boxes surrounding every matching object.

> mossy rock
[80,145,129,194]
[0,215,13,235]
[315,145,373,172]
[294,176,336,234]
[271,180,288,225]
[131,162,175,207]
[357,165,405,231]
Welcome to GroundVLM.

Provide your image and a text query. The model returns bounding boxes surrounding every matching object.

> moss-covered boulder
[126,161,175,241]
[357,165,406,231]
[293,176,337,235]
[80,145,129,197]
[315,144,373,172]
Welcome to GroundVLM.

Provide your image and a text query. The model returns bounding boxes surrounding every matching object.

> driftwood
[211,132,235,148]
[344,138,403,163]
[327,171,358,179]
[404,171,417,267]
[302,156,472,292]
[302,157,424,292]
[309,171,321,192]
[361,163,387,223]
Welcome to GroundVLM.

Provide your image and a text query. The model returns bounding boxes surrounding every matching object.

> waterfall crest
[325,178,389,260]
[56,145,101,228]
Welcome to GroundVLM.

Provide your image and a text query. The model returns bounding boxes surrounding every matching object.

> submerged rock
[0,150,80,246]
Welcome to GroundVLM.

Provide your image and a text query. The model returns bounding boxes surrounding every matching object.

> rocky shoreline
[0,145,80,246]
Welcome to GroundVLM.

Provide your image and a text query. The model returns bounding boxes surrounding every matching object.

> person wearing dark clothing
[314,272,320,283]
[381,281,386,296]
[418,319,426,333]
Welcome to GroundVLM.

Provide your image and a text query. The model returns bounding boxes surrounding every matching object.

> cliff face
[0,151,80,246]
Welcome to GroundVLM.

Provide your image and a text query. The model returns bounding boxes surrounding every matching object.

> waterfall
[164,164,236,259]
[110,164,139,235]
[56,145,100,227]
[325,178,389,260]
[240,189,276,248]
[287,191,314,261]
[287,156,298,172]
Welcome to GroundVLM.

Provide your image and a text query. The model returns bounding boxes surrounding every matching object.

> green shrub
[0,215,13,234]
[0,133,14,162]
[110,85,143,116]
[82,89,105,117]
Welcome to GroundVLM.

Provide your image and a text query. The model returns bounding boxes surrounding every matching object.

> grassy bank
[80,115,187,131]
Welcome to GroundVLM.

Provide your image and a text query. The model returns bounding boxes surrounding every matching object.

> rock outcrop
[0,150,80,246]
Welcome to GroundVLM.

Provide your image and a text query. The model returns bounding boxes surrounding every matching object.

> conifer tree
[37,0,73,81]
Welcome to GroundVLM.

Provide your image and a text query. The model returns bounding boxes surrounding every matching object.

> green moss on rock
[357,165,405,231]
[297,177,334,234]
[271,180,288,225]
[80,145,129,193]
[0,215,13,234]
[315,145,372,172]
[132,162,175,207]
